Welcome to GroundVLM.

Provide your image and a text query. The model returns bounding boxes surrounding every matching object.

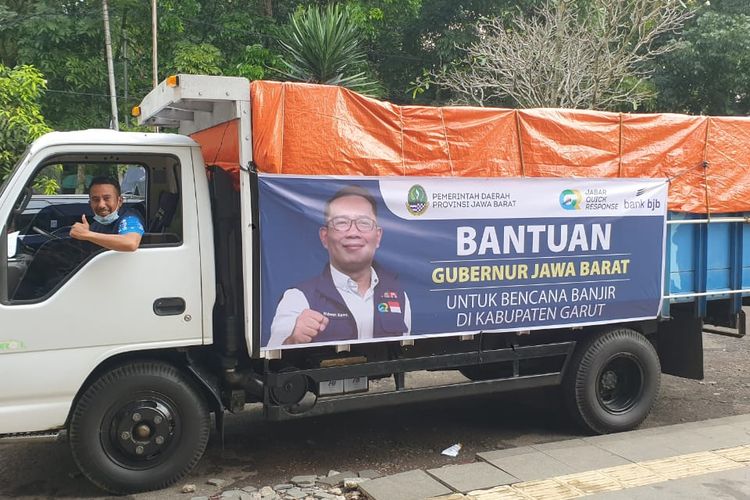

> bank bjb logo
[406,184,428,216]
[559,189,582,210]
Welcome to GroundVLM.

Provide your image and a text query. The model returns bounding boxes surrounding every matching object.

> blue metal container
[664,212,750,318]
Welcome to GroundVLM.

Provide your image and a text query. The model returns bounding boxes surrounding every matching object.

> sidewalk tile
[658,430,736,454]
[531,438,589,451]
[555,470,623,495]
[358,469,452,500]
[511,478,583,499]
[467,485,528,500]
[693,424,750,448]
[638,453,725,480]
[728,419,750,433]
[532,443,631,472]
[481,451,575,481]
[591,434,683,462]
[596,463,665,488]
[427,462,516,493]
[714,444,750,463]
[589,466,750,500]
[705,414,750,426]
[476,446,537,463]
[655,420,713,432]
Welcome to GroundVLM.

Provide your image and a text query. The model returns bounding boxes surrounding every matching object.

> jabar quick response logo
[559,189,582,210]
[406,184,428,216]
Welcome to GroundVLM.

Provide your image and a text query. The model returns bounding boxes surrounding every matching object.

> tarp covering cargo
[191,81,750,213]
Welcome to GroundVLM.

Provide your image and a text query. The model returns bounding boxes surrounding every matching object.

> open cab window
[2,153,182,303]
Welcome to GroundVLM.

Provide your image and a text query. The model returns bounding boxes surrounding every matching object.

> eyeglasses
[326,216,377,232]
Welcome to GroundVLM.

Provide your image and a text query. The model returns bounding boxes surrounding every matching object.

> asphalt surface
[1,330,749,499]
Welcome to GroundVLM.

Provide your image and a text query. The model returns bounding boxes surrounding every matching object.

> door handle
[153,297,186,316]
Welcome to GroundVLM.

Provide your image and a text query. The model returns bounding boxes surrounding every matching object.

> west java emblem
[406,184,428,216]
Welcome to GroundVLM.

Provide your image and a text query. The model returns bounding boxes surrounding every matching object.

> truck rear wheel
[564,328,660,434]
[69,361,210,494]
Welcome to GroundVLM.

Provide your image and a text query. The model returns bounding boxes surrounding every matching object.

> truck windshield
[0,146,31,199]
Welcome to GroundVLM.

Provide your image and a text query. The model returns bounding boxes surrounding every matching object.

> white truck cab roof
[30,129,197,153]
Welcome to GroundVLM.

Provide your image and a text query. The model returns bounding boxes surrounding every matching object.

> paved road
[1,331,749,499]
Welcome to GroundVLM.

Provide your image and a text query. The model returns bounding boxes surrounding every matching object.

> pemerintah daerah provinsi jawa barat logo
[406,184,428,216]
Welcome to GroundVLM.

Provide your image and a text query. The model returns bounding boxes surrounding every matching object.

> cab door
[0,144,204,433]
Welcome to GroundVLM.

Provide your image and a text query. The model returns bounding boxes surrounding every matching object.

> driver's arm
[78,231,142,252]
[70,214,143,252]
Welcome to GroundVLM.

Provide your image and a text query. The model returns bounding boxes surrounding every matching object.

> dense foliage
[653,0,750,115]
[0,63,51,182]
[0,0,747,140]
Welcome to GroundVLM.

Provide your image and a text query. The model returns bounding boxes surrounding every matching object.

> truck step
[0,430,65,443]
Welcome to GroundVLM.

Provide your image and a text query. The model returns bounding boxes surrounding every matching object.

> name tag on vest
[323,311,350,319]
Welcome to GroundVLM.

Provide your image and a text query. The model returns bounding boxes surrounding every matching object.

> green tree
[278,3,380,95]
[0,0,287,131]
[1,1,114,130]
[232,44,284,81]
[333,0,422,102]
[172,42,225,75]
[653,1,750,115]
[371,0,540,103]
[0,64,52,184]
[432,0,694,110]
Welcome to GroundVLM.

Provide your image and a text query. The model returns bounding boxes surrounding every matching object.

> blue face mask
[93,210,119,225]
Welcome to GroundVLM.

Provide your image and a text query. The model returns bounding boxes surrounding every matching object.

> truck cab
[0,130,215,432]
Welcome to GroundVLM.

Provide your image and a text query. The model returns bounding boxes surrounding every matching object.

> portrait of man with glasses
[268,185,411,347]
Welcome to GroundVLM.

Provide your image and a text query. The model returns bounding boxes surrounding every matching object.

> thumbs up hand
[70,214,92,241]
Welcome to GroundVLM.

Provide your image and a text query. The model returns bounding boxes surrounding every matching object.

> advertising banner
[258,175,667,351]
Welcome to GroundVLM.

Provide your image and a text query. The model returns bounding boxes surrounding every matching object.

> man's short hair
[324,185,378,220]
[89,176,121,197]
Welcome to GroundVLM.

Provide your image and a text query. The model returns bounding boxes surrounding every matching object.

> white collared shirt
[268,265,411,348]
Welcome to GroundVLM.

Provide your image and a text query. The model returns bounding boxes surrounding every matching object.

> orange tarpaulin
[190,119,241,187]
[191,80,750,213]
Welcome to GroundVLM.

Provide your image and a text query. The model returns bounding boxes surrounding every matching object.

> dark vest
[295,264,408,342]
[89,209,141,235]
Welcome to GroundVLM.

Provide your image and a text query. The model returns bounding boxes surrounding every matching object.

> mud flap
[657,302,703,380]
[185,360,226,448]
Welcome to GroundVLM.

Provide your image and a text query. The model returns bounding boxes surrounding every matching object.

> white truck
[0,75,746,493]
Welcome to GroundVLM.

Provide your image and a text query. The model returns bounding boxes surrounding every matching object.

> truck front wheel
[69,361,210,494]
[564,328,660,434]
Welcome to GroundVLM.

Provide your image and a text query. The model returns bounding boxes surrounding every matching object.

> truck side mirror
[6,230,18,259]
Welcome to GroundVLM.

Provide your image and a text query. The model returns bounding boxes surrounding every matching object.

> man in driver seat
[70,176,144,251]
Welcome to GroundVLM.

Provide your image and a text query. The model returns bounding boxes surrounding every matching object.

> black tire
[69,361,210,494]
[563,328,660,434]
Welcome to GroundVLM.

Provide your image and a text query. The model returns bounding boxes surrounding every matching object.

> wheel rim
[101,394,181,469]
[596,354,644,414]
